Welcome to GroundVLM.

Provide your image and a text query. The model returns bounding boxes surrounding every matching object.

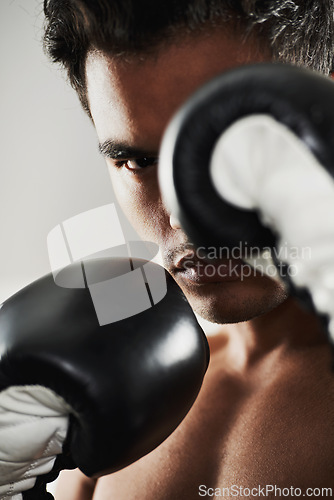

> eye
[117,157,158,171]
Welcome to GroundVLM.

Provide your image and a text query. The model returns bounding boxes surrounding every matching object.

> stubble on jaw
[180,278,289,326]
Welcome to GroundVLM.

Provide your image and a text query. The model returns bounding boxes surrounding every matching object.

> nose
[169,212,182,230]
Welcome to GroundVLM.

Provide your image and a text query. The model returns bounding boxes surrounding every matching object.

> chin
[179,276,289,326]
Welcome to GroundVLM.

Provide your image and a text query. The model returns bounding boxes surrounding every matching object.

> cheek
[108,167,170,242]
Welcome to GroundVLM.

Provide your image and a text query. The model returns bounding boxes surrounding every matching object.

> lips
[174,253,199,271]
[173,253,246,284]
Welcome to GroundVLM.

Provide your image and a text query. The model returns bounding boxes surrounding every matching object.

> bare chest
[93,352,334,500]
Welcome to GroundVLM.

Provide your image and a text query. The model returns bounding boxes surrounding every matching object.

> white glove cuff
[0,385,70,499]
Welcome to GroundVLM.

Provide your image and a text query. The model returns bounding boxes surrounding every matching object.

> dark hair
[43,0,334,115]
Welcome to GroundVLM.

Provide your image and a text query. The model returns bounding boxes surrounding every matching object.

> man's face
[86,27,288,324]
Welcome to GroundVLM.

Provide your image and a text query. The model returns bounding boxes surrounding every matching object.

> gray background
[0,0,136,303]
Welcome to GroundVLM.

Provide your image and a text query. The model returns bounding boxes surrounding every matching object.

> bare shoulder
[229,341,334,486]
[55,469,96,500]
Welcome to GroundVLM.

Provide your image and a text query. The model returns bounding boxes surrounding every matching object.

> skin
[85,28,287,325]
[55,25,334,500]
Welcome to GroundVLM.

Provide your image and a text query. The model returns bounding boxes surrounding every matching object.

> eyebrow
[98,139,158,159]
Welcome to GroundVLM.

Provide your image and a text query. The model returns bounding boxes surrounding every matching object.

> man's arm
[55,470,96,500]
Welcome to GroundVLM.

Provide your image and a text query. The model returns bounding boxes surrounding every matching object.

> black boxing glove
[159,62,334,339]
[0,257,209,499]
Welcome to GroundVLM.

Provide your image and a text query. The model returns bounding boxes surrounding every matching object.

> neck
[204,297,329,368]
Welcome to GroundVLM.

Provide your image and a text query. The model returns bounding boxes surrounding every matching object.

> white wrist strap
[0,385,70,499]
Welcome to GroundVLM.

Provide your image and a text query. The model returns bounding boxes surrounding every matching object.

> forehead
[86,28,271,149]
